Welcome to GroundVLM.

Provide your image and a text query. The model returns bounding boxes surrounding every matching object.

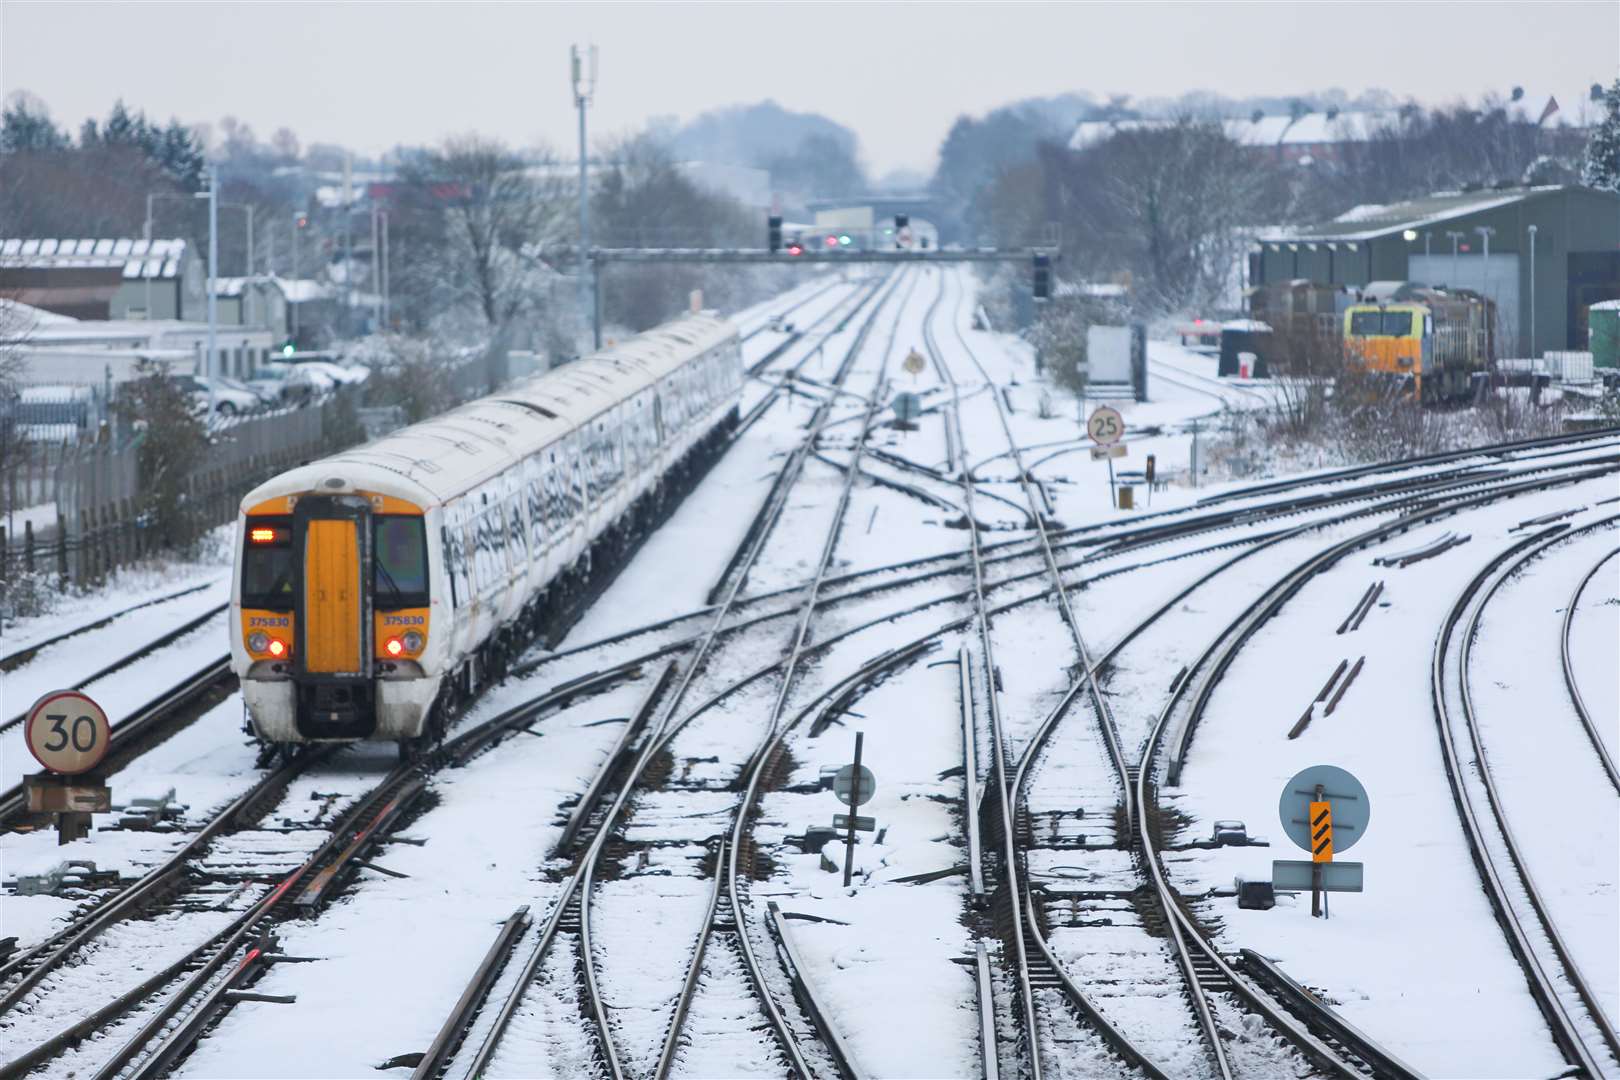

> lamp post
[1445,230,1465,286]
[1527,224,1537,358]
[290,212,306,346]
[572,44,598,349]
[203,166,217,413]
[380,210,391,331]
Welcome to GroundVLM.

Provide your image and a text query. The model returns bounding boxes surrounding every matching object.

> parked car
[170,373,264,417]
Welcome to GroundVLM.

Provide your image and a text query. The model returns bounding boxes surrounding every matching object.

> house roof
[1256,185,1585,243]
[1068,110,1395,152]
[0,238,189,280]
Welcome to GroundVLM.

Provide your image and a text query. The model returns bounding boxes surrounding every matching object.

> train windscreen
[242,517,295,609]
[374,515,429,607]
[1349,311,1383,336]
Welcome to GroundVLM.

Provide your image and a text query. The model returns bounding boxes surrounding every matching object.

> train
[230,313,742,756]
[1242,279,1495,400]
[1341,282,1495,401]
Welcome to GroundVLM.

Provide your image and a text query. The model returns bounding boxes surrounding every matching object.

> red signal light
[824,235,838,247]
[787,244,803,256]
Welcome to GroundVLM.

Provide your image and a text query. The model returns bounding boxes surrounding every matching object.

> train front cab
[239,492,435,744]
[1343,304,1429,400]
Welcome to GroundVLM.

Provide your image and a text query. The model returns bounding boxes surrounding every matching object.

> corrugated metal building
[1250,185,1620,357]
[0,237,205,321]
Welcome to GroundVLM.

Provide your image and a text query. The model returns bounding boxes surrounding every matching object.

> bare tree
[391,135,571,337]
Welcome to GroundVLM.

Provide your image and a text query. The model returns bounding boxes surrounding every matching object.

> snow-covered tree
[1582,79,1620,192]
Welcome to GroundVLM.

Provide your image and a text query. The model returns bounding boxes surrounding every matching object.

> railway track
[1560,542,1620,793]
[0,580,222,674]
[0,661,645,1080]
[0,656,235,825]
[8,264,1618,1078]
[0,602,229,736]
[1432,518,1620,1080]
[412,269,917,1080]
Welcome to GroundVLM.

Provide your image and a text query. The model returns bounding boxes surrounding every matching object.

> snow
[5,269,1617,1079]
[1165,482,1619,1078]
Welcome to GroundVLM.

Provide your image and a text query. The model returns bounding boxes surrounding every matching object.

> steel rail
[524,433,1614,681]
[924,270,1046,1080]
[926,268,1218,1075]
[0,580,219,674]
[1445,522,1620,1075]
[738,277,848,342]
[653,267,921,1079]
[1199,426,1620,506]
[0,736,320,1014]
[1560,543,1620,794]
[0,662,641,1080]
[461,270,910,1080]
[0,604,228,735]
[1132,471,1620,1080]
[0,656,233,825]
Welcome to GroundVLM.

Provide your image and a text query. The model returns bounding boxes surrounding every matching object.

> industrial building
[1250,185,1620,358]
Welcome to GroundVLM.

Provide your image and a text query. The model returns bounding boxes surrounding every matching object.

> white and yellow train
[230,313,741,753]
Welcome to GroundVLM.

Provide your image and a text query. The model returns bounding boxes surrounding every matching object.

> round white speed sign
[1087,406,1125,446]
[25,690,111,775]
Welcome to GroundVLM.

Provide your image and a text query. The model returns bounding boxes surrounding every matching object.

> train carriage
[231,313,742,754]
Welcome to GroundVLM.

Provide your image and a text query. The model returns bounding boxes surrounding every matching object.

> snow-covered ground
[3,267,1616,1080]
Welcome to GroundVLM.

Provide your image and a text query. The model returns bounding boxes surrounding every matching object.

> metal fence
[2,390,364,589]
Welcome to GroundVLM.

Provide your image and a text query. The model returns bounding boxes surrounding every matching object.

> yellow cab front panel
[293,494,376,739]
[303,519,363,674]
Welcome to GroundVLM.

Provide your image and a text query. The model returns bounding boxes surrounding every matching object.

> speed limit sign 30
[25,690,111,775]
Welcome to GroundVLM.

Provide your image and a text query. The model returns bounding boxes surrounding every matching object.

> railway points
[1,269,1616,1080]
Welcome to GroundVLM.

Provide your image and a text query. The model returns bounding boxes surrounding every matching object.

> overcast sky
[2,2,1614,175]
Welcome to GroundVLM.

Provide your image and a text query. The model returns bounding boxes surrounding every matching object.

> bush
[117,359,207,548]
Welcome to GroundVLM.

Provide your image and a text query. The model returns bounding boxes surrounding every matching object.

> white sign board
[1086,325,1134,384]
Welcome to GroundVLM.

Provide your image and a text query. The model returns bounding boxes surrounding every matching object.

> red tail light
[268,639,286,658]
[385,637,404,657]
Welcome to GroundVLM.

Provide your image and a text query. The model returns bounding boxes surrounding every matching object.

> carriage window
[527,476,547,549]
[443,522,469,609]
[505,494,527,566]
[374,516,429,607]
[242,516,294,609]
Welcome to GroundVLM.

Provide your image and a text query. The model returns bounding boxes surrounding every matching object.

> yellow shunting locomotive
[231,313,741,755]
[1341,282,1495,401]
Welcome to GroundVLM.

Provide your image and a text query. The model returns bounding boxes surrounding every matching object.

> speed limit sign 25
[25,690,111,775]
[1087,406,1125,446]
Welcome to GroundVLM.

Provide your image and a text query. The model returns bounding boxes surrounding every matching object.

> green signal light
[838,234,851,246]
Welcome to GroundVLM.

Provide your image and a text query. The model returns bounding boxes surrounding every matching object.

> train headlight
[248,631,270,653]
[402,631,424,653]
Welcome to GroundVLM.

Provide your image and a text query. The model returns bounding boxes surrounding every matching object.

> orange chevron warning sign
[1311,800,1333,863]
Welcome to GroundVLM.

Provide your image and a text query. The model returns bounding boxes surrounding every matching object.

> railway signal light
[824,234,839,248]
[787,243,803,256]
[768,214,782,253]
[1033,253,1052,301]
[837,234,851,246]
